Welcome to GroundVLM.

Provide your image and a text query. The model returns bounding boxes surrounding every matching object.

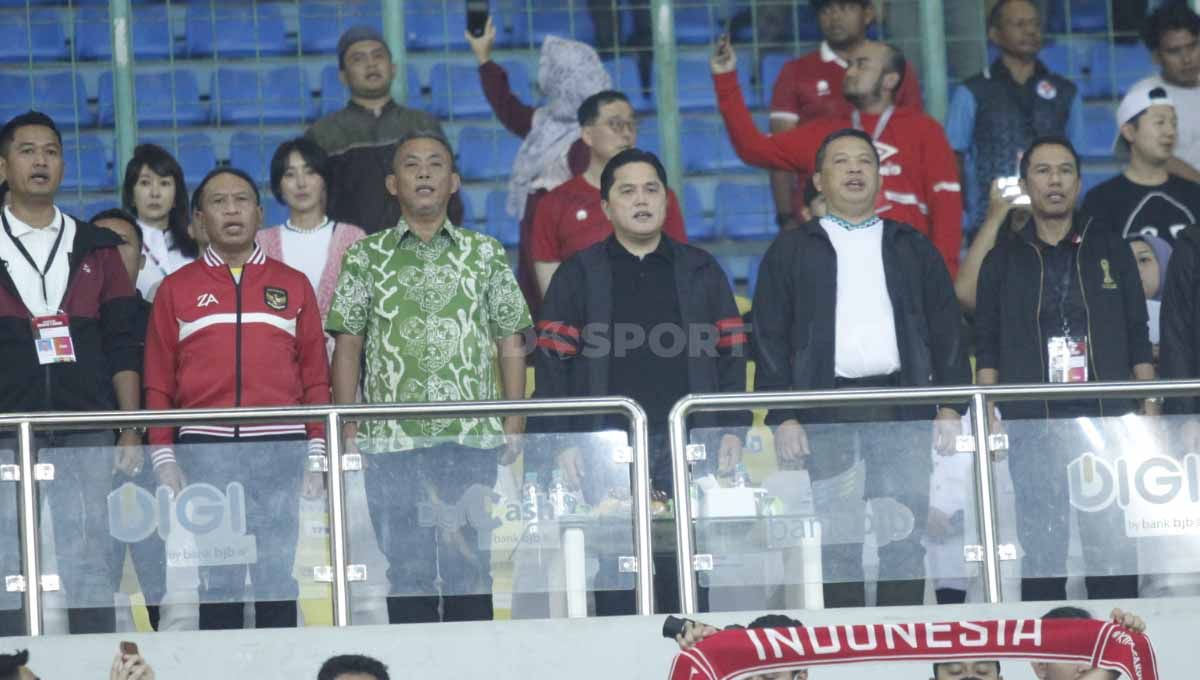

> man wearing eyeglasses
[529,90,688,296]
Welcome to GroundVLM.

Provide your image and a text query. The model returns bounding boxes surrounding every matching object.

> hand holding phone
[710,33,737,75]
[467,1,489,38]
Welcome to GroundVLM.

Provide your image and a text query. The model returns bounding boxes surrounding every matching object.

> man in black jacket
[0,112,142,635]
[534,149,750,615]
[1160,226,1200,445]
[752,128,970,609]
[976,136,1157,602]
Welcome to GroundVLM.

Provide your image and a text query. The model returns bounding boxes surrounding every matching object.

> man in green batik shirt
[326,130,531,626]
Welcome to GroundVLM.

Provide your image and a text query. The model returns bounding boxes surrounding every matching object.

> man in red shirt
[713,37,962,276]
[768,0,923,232]
[144,167,331,631]
[530,90,688,295]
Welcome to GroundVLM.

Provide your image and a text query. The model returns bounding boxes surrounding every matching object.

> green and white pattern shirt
[326,218,532,451]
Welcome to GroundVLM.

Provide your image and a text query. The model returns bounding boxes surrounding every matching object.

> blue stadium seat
[674,6,719,45]
[1045,0,1109,34]
[406,0,469,51]
[0,72,95,130]
[186,3,290,58]
[216,66,317,125]
[60,135,112,192]
[485,190,519,247]
[74,5,174,61]
[1081,166,1107,198]
[1079,103,1117,161]
[99,71,206,128]
[636,119,660,156]
[298,0,382,55]
[456,190,476,227]
[760,52,792,102]
[229,132,288,185]
[319,64,422,116]
[603,57,653,112]
[1089,44,1155,99]
[142,133,217,189]
[458,126,522,181]
[61,199,118,222]
[746,254,762,300]
[430,61,529,118]
[718,182,773,240]
[0,9,66,62]
[728,1,820,43]
[263,199,289,229]
[715,254,753,291]
[682,183,716,241]
[677,52,754,111]
[681,119,747,174]
[508,4,595,48]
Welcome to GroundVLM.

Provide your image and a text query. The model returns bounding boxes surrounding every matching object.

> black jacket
[1159,226,1200,413]
[976,214,1152,420]
[0,218,140,413]
[752,217,971,425]
[532,235,750,434]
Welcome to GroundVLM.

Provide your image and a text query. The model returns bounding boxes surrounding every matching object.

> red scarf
[669,619,1157,680]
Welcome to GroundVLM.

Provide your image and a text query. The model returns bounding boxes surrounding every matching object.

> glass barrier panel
[348,430,639,622]
[989,409,1200,601]
[38,436,331,632]
[687,414,983,612]
[0,447,23,635]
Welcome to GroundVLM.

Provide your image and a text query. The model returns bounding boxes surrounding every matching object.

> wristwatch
[1144,396,1164,407]
[118,426,147,437]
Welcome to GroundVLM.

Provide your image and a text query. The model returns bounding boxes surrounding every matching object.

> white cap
[1113,80,1174,154]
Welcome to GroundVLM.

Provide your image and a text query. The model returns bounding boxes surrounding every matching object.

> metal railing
[667,379,1200,615]
[0,396,651,636]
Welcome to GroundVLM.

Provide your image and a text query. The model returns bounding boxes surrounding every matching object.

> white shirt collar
[821,41,848,69]
[4,205,63,239]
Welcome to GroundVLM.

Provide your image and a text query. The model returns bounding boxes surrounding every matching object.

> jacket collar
[604,232,675,262]
[1020,213,1089,249]
[985,57,1049,85]
[820,41,848,68]
[396,217,462,247]
[202,243,266,267]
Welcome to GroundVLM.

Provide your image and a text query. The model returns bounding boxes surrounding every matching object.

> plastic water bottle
[733,463,751,488]
[523,472,541,535]
[550,469,573,518]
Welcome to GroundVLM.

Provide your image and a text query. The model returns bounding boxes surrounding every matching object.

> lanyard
[1,210,66,308]
[851,105,895,141]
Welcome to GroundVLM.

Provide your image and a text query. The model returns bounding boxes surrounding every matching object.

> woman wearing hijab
[468,18,611,317]
[1130,234,1172,359]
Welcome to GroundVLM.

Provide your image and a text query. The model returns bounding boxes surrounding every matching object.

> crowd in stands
[0,0,1199,653]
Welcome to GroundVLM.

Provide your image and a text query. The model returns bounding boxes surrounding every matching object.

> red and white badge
[1037,79,1058,100]
[31,314,75,364]
[1048,335,1087,383]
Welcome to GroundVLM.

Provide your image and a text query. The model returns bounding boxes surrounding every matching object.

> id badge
[1047,335,1087,383]
[31,314,76,365]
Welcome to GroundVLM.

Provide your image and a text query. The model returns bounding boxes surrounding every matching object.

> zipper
[44,233,86,411]
[1075,219,1103,417]
[1027,241,1050,420]
[232,265,243,437]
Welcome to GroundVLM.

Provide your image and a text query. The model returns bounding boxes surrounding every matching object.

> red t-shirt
[769,42,924,211]
[531,175,688,263]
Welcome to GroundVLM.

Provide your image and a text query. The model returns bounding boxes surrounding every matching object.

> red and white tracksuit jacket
[143,245,331,468]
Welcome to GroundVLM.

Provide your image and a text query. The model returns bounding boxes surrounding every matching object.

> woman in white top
[257,138,366,357]
[122,144,198,300]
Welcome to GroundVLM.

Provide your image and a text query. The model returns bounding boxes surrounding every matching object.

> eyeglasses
[602,118,639,134]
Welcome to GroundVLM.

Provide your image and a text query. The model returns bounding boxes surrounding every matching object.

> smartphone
[467,0,489,38]
[998,175,1031,206]
[120,641,139,656]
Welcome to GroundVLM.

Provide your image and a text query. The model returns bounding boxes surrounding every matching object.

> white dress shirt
[279,217,334,295]
[0,205,75,316]
[820,215,902,379]
[137,221,194,301]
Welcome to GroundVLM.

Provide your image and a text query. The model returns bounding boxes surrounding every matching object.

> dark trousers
[364,443,498,624]
[178,433,306,630]
[0,431,118,635]
[108,463,165,630]
[1007,421,1139,601]
[804,376,931,608]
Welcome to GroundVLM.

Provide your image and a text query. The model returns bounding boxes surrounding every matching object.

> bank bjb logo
[107,482,258,567]
[1068,452,1200,537]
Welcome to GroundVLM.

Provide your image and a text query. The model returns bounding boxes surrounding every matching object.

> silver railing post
[970,392,1004,604]
[16,421,42,636]
[324,411,352,626]
[628,404,655,615]
[668,402,698,615]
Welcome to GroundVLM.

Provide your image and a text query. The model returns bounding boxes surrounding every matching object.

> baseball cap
[1113,80,1173,154]
[337,25,389,68]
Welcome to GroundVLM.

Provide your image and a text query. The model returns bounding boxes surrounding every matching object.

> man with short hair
[931,661,1002,680]
[143,167,331,630]
[947,0,1085,235]
[1137,2,1200,183]
[766,0,923,232]
[0,111,142,636]
[533,148,748,615]
[1082,80,1200,245]
[713,38,962,275]
[317,654,390,680]
[530,91,688,295]
[327,131,531,625]
[752,127,970,608]
[975,137,1156,602]
[306,26,446,234]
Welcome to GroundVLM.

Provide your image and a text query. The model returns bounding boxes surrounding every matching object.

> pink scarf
[669,619,1157,680]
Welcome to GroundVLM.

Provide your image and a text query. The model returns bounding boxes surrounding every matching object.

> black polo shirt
[606,235,689,436]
